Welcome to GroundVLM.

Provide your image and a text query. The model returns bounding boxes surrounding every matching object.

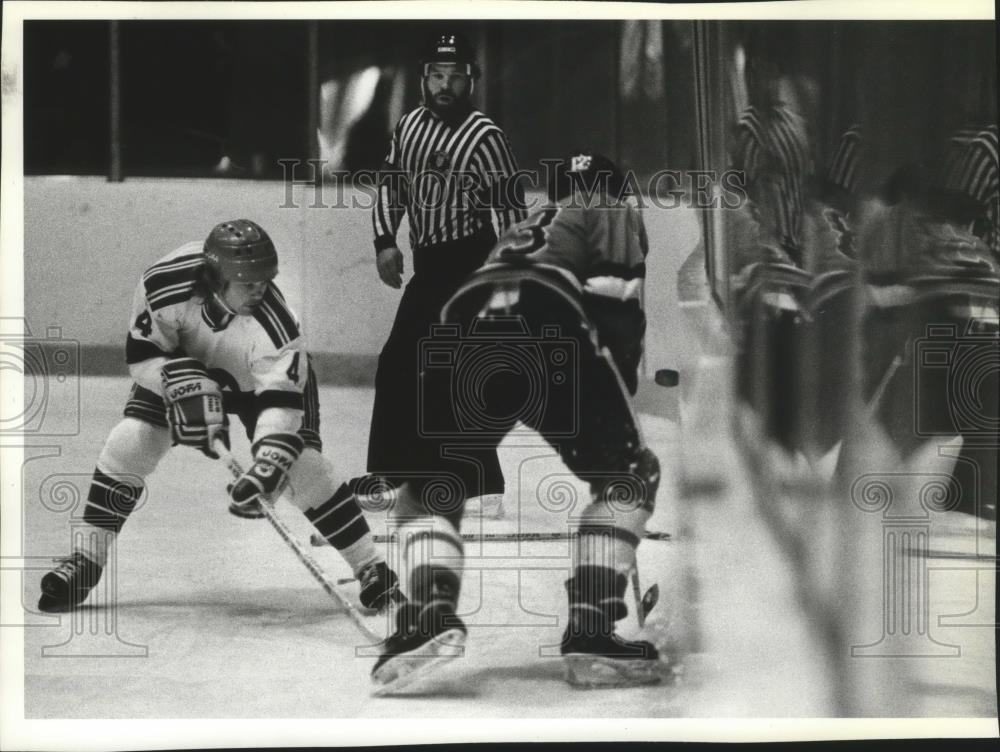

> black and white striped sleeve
[473,128,527,235]
[125,263,188,393]
[372,122,407,253]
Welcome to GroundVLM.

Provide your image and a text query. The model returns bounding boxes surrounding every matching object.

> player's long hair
[191,260,223,302]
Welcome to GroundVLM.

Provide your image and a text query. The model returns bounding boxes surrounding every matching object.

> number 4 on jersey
[134,310,153,337]
[286,351,301,383]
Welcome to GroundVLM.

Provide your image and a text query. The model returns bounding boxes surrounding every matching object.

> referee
[367,31,527,509]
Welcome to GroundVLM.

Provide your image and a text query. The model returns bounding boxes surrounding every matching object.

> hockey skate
[371,602,467,696]
[37,552,104,613]
[358,561,406,613]
[561,628,662,689]
[561,566,662,689]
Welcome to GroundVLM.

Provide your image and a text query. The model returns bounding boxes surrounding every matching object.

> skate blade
[370,629,466,697]
[563,654,664,689]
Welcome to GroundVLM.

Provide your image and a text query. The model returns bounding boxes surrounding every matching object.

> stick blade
[370,629,467,697]
[641,584,660,620]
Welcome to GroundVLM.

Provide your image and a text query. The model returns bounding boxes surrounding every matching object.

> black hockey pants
[366,227,504,499]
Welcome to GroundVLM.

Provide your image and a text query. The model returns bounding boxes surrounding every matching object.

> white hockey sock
[337,536,381,578]
[397,515,464,606]
[572,501,651,575]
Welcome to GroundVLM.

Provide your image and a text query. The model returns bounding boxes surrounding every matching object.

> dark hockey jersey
[487,197,649,296]
[480,197,650,393]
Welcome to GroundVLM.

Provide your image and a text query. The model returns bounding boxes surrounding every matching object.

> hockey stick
[866,354,903,419]
[213,439,383,644]
[630,567,660,628]
[310,529,671,546]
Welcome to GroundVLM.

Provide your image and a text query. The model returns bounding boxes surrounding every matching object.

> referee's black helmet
[419,31,480,77]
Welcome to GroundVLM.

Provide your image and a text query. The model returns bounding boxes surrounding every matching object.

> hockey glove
[161,357,229,459]
[228,432,304,515]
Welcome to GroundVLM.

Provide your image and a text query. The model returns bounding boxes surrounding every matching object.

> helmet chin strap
[214,285,239,315]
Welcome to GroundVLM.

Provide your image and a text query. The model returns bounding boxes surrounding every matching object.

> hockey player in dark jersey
[38,220,403,615]
[370,153,664,692]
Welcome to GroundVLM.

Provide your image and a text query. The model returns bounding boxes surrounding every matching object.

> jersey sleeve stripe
[148,286,196,311]
[252,288,301,348]
[143,255,201,310]
[589,261,647,280]
[303,359,320,432]
[257,390,305,411]
[125,333,172,364]
[144,252,203,276]
[142,256,202,289]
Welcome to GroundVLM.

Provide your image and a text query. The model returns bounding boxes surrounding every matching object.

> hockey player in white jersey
[370,153,663,692]
[38,220,403,615]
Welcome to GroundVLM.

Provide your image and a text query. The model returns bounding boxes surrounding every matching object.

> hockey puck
[655,369,679,387]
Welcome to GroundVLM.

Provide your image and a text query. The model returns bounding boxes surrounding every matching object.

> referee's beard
[423,82,473,125]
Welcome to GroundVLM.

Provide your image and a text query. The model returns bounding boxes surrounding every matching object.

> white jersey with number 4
[125,242,309,436]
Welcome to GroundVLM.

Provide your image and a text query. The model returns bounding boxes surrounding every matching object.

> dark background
[23,20,696,180]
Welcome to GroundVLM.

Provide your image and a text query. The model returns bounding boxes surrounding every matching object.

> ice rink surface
[19,377,997,719]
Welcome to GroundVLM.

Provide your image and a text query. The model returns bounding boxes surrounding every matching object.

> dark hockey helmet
[419,31,480,77]
[547,150,628,203]
[203,219,278,285]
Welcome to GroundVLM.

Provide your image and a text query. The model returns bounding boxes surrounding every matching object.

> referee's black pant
[367,227,504,499]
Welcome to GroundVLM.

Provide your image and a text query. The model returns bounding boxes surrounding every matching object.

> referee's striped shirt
[826,123,863,196]
[373,106,527,252]
[733,105,811,259]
